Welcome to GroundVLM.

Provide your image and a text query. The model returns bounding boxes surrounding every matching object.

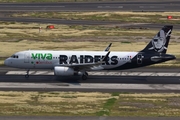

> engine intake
[54,66,74,76]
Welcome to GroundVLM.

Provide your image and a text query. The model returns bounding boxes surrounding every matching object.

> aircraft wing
[58,51,110,70]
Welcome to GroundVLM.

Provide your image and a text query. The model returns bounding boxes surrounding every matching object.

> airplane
[4,25,176,80]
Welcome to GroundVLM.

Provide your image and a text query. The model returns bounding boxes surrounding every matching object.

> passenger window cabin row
[11,55,18,58]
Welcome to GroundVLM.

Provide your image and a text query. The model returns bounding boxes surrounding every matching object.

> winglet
[104,43,112,51]
[101,51,110,62]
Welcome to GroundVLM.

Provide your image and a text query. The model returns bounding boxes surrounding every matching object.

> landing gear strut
[82,71,88,80]
[85,71,88,76]
[25,69,29,78]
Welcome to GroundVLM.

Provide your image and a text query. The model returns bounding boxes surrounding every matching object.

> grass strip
[96,98,117,116]
[0,21,180,42]
[0,91,180,116]
[0,21,160,42]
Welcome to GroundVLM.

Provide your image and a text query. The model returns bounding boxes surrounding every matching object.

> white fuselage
[4,50,138,71]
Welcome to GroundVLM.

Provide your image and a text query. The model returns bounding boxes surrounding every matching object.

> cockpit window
[11,55,15,58]
[10,55,18,58]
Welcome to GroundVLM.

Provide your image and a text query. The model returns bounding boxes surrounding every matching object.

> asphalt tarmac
[1,74,180,84]
[1,66,180,93]
[0,1,180,12]
[1,17,180,30]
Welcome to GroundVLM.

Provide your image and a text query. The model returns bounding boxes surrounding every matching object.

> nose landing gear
[25,69,29,78]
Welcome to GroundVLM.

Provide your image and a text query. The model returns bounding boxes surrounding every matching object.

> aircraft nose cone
[4,59,9,66]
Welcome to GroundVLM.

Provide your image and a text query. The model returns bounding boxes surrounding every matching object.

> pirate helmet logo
[148,29,167,52]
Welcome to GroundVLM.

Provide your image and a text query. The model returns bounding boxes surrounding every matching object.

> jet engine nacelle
[54,66,74,76]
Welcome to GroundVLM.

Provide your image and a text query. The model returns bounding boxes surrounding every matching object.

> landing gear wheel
[82,75,88,80]
[25,69,30,78]
[25,74,29,78]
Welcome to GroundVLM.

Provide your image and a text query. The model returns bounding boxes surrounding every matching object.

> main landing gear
[82,71,88,80]
[25,69,29,78]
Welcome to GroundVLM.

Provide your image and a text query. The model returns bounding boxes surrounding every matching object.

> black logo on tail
[141,25,173,53]
[148,28,171,52]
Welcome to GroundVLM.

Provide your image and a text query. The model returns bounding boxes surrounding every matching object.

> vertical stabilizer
[141,25,173,53]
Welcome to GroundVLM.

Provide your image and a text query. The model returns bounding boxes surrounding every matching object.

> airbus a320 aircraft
[4,26,176,80]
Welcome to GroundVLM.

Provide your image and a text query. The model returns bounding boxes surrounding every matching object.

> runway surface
[0,66,180,92]
[0,1,180,12]
[0,16,124,25]
[1,17,180,30]
[1,66,180,73]
[1,75,180,92]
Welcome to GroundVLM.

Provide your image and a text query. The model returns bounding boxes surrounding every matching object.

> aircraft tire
[25,74,29,78]
[82,75,87,80]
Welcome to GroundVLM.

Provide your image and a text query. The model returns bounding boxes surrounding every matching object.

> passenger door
[24,52,30,63]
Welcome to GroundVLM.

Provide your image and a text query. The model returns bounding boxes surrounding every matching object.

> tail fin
[140,25,173,53]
